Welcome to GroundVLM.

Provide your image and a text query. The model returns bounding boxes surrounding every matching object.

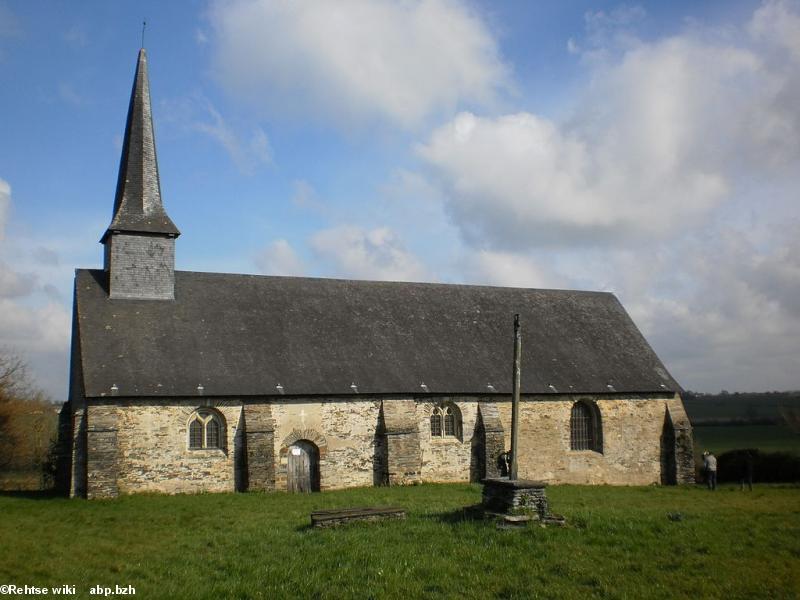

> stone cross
[299,408,307,426]
[510,314,521,480]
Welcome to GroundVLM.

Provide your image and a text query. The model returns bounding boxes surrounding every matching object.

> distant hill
[683,391,800,425]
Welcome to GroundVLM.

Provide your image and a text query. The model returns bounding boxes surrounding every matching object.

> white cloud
[0,261,37,298]
[32,246,60,267]
[191,100,272,174]
[311,225,428,282]
[290,179,321,211]
[566,38,580,55]
[0,178,72,400]
[750,0,800,62]
[459,250,569,290]
[208,0,509,128]
[417,8,800,250]
[625,224,800,392]
[161,95,273,175]
[0,298,70,400]
[255,239,306,276]
[0,299,70,355]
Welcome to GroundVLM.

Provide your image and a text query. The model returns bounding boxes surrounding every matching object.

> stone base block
[482,478,549,518]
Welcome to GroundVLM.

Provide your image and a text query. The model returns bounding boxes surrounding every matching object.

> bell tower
[101,48,179,300]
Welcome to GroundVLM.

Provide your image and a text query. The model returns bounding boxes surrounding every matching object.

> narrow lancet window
[430,408,443,437]
[189,419,204,449]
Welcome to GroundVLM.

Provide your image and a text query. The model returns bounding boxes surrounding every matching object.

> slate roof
[74,269,681,399]
[101,49,179,242]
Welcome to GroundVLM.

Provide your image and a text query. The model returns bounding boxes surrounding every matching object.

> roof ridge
[136,268,613,296]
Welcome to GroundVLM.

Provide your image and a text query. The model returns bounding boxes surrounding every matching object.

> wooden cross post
[510,314,521,480]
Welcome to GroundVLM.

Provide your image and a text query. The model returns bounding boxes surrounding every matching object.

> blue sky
[1,0,799,400]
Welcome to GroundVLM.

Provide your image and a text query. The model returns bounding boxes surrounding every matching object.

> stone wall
[105,233,175,300]
[416,398,478,483]
[498,395,684,485]
[111,399,242,495]
[478,403,506,480]
[86,404,120,499]
[271,399,381,491]
[68,393,692,497]
[381,399,422,485]
[70,403,87,498]
[665,397,695,484]
[241,403,275,491]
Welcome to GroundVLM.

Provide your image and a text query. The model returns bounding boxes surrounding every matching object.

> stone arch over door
[278,429,328,491]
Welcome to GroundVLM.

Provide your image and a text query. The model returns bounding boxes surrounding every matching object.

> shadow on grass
[428,504,487,525]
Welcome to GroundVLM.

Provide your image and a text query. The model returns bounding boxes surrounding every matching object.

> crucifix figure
[510,313,522,480]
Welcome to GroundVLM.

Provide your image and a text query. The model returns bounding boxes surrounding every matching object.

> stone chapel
[60,49,694,499]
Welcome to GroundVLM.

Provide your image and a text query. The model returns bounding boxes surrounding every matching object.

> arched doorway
[287,440,320,492]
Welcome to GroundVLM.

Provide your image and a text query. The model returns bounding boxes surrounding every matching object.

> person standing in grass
[703,451,717,490]
[740,450,754,491]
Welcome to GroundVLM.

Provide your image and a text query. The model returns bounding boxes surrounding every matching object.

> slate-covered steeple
[102,49,179,300]
[103,48,179,241]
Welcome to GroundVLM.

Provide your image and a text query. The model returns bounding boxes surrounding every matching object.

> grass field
[1,484,799,599]
[693,424,800,455]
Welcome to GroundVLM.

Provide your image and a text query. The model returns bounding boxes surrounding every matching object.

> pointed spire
[102,48,179,242]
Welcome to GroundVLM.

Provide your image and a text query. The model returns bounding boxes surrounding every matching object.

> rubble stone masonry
[74,394,692,497]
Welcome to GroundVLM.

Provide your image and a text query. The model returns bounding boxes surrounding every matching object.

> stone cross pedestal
[481,478,549,518]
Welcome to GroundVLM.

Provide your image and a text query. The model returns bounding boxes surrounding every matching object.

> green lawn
[1,484,799,599]
[693,424,800,455]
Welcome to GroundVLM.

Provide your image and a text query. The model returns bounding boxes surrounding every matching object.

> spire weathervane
[141,20,146,48]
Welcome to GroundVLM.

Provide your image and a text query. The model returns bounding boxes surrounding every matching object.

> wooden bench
[310,506,406,528]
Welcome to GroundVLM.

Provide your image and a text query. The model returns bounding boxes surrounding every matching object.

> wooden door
[287,441,319,492]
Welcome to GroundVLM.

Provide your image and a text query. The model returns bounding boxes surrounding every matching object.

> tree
[0,350,57,486]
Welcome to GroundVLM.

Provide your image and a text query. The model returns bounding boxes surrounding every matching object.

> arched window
[206,418,221,448]
[444,406,456,436]
[430,403,462,439]
[187,409,225,450]
[430,408,443,437]
[570,401,602,452]
[189,419,204,449]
